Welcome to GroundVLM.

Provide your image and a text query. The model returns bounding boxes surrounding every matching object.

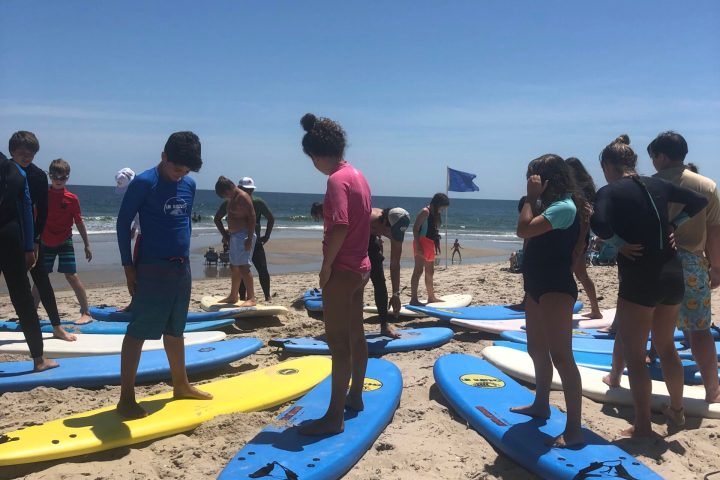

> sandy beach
[1,260,719,479]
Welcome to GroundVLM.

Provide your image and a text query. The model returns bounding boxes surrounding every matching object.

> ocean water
[68,185,521,246]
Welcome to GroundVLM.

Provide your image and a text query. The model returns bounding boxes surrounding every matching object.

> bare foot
[173,385,213,401]
[602,373,621,388]
[74,313,93,325]
[596,327,616,334]
[239,299,257,307]
[510,404,550,419]
[705,388,720,404]
[345,393,364,412]
[33,357,59,372]
[409,299,425,306]
[546,430,585,448]
[380,324,401,339]
[52,325,77,342]
[662,404,686,426]
[116,399,148,419]
[119,303,132,312]
[427,297,443,304]
[619,424,653,438]
[582,311,604,319]
[298,416,344,436]
[217,295,239,305]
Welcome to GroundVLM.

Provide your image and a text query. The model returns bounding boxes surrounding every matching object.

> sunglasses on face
[50,174,69,181]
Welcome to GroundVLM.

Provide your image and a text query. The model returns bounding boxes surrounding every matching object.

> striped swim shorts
[42,237,77,274]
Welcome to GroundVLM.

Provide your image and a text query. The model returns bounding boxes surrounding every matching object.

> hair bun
[300,113,317,132]
[614,134,630,145]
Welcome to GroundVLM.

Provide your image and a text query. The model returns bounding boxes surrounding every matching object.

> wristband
[392,291,401,298]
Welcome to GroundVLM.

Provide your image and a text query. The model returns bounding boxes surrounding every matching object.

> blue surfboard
[218,357,402,480]
[568,327,719,342]
[269,327,453,355]
[500,330,685,355]
[0,318,235,335]
[0,338,262,393]
[494,341,708,385]
[406,301,583,321]
[88,305,246,322]
[434,353,661,479]
[303,288,323,312]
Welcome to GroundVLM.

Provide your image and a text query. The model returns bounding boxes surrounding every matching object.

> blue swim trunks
[229,229,256,266]
[128,259,191,340]
[677,249,712,332]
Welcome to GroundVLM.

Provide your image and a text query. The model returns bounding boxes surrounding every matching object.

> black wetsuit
[20,162,63,326]
[0,154,44,358]
[591,175,708,307]
[368,233,389,318]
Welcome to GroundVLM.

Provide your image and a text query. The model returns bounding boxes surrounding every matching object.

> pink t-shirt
[323,161,371,273]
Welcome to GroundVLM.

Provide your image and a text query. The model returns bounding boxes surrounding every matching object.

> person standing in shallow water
[511,154,584,448]
[116,131,212,419]
[410,193,449,306]
[451,239,462,263]
[298,113,371,436]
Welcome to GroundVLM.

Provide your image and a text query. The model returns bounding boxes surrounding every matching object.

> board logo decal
[198,347,216,352]
[572,330,590,336]
[363,378,383,391]
[475,406,508,427]
[460,374,505,389]
[278,368,299,375]
[279,406,304,422]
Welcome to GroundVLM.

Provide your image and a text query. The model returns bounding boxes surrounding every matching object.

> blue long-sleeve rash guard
[117,167,195,265]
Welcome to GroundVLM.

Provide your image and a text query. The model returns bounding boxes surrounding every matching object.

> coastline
[1,261,718,479]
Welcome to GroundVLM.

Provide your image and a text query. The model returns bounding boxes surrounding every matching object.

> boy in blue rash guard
[116,131,212,419]
[0,151,57,371]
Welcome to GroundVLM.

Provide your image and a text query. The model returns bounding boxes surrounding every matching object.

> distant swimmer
[410,193,449,306]
[451,238,462,264]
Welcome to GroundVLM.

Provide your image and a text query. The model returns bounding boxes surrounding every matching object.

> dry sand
[1,262,719,479]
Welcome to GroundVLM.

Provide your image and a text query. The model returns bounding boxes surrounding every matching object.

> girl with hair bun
[591,134,708,437]
[512,154,584,447]
[298,113,372,436]
[409,193,449,306]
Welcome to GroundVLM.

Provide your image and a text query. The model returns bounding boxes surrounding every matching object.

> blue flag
[447,167,479,192]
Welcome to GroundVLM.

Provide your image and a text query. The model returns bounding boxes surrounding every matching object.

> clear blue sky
[1,0,718,199]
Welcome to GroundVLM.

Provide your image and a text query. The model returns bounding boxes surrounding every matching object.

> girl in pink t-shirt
[298,113,371,436]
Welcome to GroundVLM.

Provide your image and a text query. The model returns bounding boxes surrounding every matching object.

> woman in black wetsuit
[512,154,584,447]
[591,135,708,437]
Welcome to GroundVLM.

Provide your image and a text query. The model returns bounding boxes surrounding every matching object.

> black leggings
[30,242,62,326]
[0,222,44,358]
[239,241,270,300]
[368,235,389,320]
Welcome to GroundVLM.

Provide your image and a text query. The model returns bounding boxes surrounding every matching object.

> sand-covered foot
[298,416,344,436]
[52,325,77,342]
[33,357,59,372]
[619,424,653,438]
[74,313,93,324]
[345,393,364,412]
[217,295,239,305]
[117,400,148,419]
[602,373,621,388]
[380,324,401,339]
[174,385,213,401]
[427,297,443,304]
[582,310,604,319]
[510,404,550,419]
[239,299,257,307]
[662,404,686,426]
[546,431,585,448]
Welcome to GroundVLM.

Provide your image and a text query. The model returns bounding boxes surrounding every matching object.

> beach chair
[509,249,523,273]
[588,239,617,266]
[219,250,230,267]
[204,247,219,266]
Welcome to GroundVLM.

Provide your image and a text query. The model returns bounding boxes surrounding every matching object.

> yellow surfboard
[200,296,288,316]
[0,356,331,466]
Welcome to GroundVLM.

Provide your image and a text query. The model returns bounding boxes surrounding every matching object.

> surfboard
[450,309,614,335]
[569,327,719,341]
[494,340,706,386]
[0,338,263,393]
[88,305,248,322]
[269,327,454,355]
[406,300,583,321]
[433,353,661,479]
[0,330,227,357]
[0,356,332,466]
[0,318,235,335]
[499,331,684,355]
[303,288,324,312]
[482,345,720,419]
[217,358,402,479]
[363,294,473,318]
[199,296,289,317]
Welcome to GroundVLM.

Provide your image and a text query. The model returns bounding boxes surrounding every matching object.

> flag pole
[445,166,449,269]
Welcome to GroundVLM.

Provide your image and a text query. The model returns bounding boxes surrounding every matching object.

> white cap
[115,168,136,193]
[239,177,256,190]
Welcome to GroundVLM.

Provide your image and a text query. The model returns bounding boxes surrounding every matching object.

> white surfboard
[363,294,473,318]
[482,345,720,419]
[199,296,288,317]
[451,309,615,335]
[0,331,227,358]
